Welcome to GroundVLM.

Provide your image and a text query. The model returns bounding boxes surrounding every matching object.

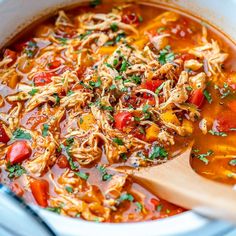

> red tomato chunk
[6,141,32,164]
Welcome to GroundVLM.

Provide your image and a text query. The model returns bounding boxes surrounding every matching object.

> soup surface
[0,1,236,223]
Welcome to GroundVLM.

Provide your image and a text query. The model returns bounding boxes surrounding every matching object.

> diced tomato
[48,60,61,70]
[114,112,133,131]
[143,80,163,93]
[147,97,156,106]
[0,123,10,143]
[10,182,24,197]
[4,49,17,66]
[180,53,196,62]
[30,179,49,207]
[122,13,139,25]
[189,89,205,108]
[77,66,86,78]
[131,127,146,141]
[150,198,160,208]
[57,155,69,169]
[6,141,32,164]
[227,100,236,113]
[33,72,54,86]
[216,112,236,132]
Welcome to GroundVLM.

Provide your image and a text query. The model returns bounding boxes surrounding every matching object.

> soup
[0,1,236,223]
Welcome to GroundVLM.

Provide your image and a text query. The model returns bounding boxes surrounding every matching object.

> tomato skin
[216,112,236,132]
[0,123,10,143]
[30,179,49,207]
[122,13,139,25]
[48,60,61,70]
[33,72,54,86]
[11,182,24,197]
[189,89,205,108]
[150,198,160,208]
[57,155,69,169]
[114,112,133,131]
[227,100,236,113]
[143,80,163,93]
[180,53,196,62]
[6,141,32,165]
[4,49,17,66]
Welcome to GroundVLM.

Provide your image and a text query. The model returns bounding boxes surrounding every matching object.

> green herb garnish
[28,88,39,96]
[76,172,89,180]
[42,124,49,137]
[149,145,168,160]
[203,90,212,104]
[208,130,227,137]
[113,137,124,145]
[7,163,26,179]
[65,186,73,193]
[12,129,31,140]
[197,150,214,165]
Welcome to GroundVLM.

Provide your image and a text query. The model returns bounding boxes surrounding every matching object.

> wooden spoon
[116,145,236,223]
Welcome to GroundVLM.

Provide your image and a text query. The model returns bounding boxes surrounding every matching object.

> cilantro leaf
[149,145,168,160]
[7,163,26,179]
[12,129,31,140]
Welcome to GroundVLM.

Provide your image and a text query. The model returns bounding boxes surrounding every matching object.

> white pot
[0,1,235,235]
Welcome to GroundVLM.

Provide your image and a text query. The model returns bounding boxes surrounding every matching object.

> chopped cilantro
[46,207,61,214]
[155,83,165,95]
[208,130,227,137]
[115,75,123,80]
[105,63,113,69]
[53,93,60,105]
[28,88,39,96]
[78,31,92,40]
[113,137,124,145]
[109,84,116,90]
[120,59,128,72]
[135,202,143,212]
[119,193,134,202]
[90,0,101,7]
[149,145,168,160]
[113,59,119,66]
[130,75,141,85]
[42,124,49,137]
[67,90,74,96]
[229,159,236,166]
[158,46,175,65]
[6,163,26,179]
[79,118,83,124]
[58,38,67,45]
[97,165,113,181]
[115,33,126,43]
[89,78,102,88]
[120,153,128,160]
[76,172,89,180]
[203,90,212,104]
[197,150,214,165]
[12,129,31,140]
[156,204,163,212]
[110,23,118,32]
[65,186,73,193]
[138,16,143,23]
[142,104,150,113]
[157,27,166,33]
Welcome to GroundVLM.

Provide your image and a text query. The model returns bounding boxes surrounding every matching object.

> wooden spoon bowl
[115,145,236,223]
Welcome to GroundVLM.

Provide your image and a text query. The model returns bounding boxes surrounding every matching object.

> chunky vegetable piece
[30,179,49,207]
[6,141,32,164]
[0,2,235,223]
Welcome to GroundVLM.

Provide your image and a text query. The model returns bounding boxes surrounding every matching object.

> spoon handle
[132,158,236,223]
